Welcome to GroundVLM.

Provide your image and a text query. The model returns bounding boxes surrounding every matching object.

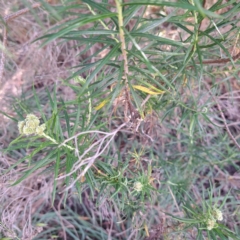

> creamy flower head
[134,181,143,192]
[36,124,46,135]
[207,218,216,231]
[18,114,45,136]
[212,208,223,221]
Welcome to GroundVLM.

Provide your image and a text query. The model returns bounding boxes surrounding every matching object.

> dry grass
[0,155,52,239]
[0,1,78,237]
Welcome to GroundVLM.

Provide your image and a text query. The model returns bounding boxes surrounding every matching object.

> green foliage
[2,0,240,239]
[167,189,240,239]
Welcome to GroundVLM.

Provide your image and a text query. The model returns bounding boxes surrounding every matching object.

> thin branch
[115,0,129,78]
[85,3,119,44]
[167,184,180,213]
[206,84,240,151]
[200,51,240,65]
[0,26,7,84]
[115,0,135,123]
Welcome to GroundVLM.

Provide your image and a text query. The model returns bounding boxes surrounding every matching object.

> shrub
[1,0,240,239]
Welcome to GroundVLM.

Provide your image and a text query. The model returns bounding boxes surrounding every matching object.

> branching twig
[57,123,126,191]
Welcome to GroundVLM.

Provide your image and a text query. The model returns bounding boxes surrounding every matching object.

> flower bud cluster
[134,181,143,192]
[18,113,74,151]
[212,207,223,221]
[18,114,46,136]
[206,217,216,231]
[206,207,223,231]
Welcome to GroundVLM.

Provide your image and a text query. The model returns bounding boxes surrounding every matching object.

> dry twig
[57,123,127,191]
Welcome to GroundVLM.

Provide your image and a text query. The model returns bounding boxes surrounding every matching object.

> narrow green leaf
[12,150,57,186]
[40,13,117,47]
[52,150,60,205]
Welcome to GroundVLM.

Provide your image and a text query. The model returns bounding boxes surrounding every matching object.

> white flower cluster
[206,217,216,231]
[206,207,223,231]
[134,181,143,192]
[18,114,46,136]
[212,208,223,221]
[18,113,74,151]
